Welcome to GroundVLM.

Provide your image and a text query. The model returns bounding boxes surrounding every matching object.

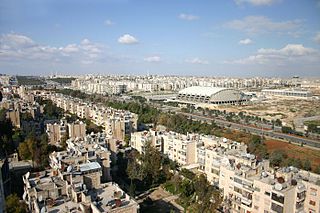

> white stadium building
[177,86,250,105]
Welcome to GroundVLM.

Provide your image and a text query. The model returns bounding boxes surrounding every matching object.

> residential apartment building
[6,109,20,128]
[130,130,163,153]
[46,119,67,145]
[70,75,314,95]
[68,120,86,139]
[41,92,138,141]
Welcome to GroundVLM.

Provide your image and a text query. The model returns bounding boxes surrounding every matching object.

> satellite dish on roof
[262,172,268,178]
[275,183,283,191]
[25,172,30,179]
[67,165,73,173]
[40,206,47,213]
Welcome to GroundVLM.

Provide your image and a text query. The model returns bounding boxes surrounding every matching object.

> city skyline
[1,0,320,77]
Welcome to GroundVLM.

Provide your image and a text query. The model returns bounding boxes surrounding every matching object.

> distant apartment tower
[112,84,127,95]
[130,130,163,154]
[46,119,67,145]
[105,115,138,141]
[6,109,20,128]
[67,120,86,139]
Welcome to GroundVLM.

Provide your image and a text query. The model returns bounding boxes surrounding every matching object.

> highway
[156,104,320,148]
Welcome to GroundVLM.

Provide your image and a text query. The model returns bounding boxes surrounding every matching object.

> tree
[282,126,294,134]
[194,174,208,199]
[18,142,31,160]
[270,150,287,167]
[141,141,162,185]
[191,174,222,213]
[5,194,28,213]
[275,119,282,126]
[247,135,268,159]
[0,109,14,155]
[171,173,181,193]
[127,150,142,197]
[303,159,312,171]
[124,135,131,147]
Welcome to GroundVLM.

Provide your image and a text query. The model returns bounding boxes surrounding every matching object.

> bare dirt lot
[140,187,183,213]
[265,139,320,169]
[214,97,320,128]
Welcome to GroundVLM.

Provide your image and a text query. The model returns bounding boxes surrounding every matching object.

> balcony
[241,196,252,207]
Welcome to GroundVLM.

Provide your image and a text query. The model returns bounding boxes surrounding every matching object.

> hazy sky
[1,0,320,77]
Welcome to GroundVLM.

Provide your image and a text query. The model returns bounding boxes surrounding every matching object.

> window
[265,191,271,197]
[310,188,317,196]
[254,187,261,192]
[309,200,316,206]
[234,186,242,194]
[272,193,284,204]
[271,202,283,213]
[234,177,242,184]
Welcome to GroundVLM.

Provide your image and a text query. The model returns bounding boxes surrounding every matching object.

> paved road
[155,103,320,148]
[178,111,320,148]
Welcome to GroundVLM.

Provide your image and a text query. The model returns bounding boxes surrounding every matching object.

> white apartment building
[70,75,313,95]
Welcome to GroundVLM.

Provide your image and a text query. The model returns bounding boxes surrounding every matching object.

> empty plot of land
[215,98,320,128]
[140,187,183,213]
[265,139,320,169]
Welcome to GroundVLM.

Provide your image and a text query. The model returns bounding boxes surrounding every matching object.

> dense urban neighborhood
[0,74,320,213]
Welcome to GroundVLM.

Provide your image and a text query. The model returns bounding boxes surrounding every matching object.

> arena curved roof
[178,86,231,97]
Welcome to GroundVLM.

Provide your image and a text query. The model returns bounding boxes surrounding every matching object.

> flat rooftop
[79,161,101,173]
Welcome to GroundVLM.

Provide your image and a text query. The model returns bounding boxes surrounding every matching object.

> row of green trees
[16,76,45,85]
[55,89,159,124]
[50,77,75,84]
[18,132,63,169]
[157,113,219,135]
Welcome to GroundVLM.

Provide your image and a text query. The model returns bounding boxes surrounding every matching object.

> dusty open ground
[140,187,183,213]
[211,97,320,128]
[265,139,320,169]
